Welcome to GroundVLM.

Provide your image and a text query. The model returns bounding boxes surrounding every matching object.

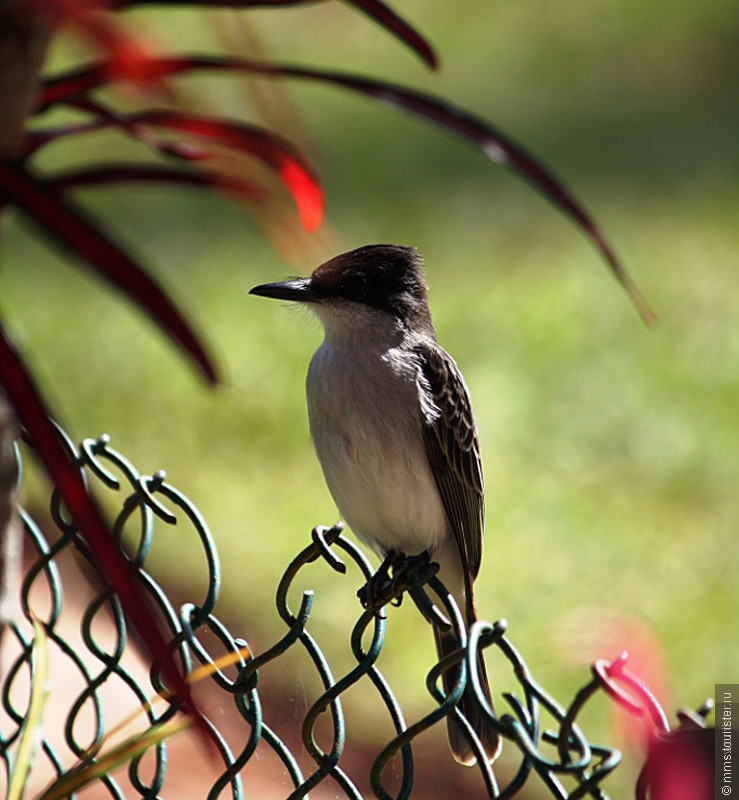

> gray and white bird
[250,244,500,765]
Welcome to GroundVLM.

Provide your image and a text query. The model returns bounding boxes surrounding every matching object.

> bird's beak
[249,277,321,303]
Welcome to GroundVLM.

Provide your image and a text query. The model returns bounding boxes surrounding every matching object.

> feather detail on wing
[413,341,484,599]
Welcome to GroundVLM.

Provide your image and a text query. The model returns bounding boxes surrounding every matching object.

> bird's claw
[358,551,431,611]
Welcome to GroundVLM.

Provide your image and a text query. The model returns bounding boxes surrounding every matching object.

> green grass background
[3,0,737,794]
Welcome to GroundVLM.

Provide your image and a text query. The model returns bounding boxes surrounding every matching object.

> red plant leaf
[118,111,324,231]
[44,163,264,200]
[0,318,200,722]
[31,0,158,84]
[39,61,139,110]
[25,95,211,161]
[342,0,438,69]
[0,158,218,383]
[39,57,655,323]
[38,63,183,114]
[26,102,323,232]
[105,0,437,69]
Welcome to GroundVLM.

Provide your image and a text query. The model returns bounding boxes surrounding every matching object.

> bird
[250,244,501,765]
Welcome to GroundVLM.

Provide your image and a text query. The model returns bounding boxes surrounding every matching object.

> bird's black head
[249,244,435,334]
[310,244,431,327]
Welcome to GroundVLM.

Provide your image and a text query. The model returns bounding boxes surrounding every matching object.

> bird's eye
[343,274,368,297]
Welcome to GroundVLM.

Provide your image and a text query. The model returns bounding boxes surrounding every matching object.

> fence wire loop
[1,430,712,800]
[310,523,347,573]
[591,653,670,733]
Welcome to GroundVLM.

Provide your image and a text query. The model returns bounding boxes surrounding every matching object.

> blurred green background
[3,0,737,794]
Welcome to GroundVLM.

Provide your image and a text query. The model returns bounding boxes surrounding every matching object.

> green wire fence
[0,431,713,799]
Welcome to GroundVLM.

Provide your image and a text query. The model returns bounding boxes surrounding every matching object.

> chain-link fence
[0,432,713,799]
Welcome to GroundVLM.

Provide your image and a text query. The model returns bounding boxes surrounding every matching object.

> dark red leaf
[0,318,201,723]
[31,0,156,81]
[39,57,655,322]
[119,111,323,231]
[38,62,138,112]
[342,0,437,70]
[26,103,323,231]
[106,0,438,69]
[0,158,218,383]
[23,120,208,162]
[25,96,210,162]
[44,163,264,201]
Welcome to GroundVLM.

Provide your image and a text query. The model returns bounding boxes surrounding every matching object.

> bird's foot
[357,550,399,610]
[388,551,431,604]
[358,551,431,611]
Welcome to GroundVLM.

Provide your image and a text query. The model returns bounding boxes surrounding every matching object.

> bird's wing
[413,341,484,583]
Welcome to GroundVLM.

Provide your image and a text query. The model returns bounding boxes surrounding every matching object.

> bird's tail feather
[433,624,502,766]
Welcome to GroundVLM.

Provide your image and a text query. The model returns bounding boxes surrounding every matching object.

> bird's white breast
[306,333,448,558]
